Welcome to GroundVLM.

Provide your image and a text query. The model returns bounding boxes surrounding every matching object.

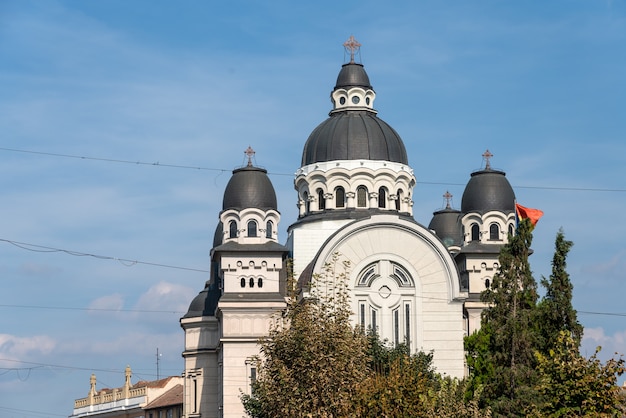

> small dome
[212,222,222,248]
[183,281,220,318]
[222,165,277,211]
[429,208,463,248]
[335,63,372,90]
[301,111,408,165]
[461,169,515,214]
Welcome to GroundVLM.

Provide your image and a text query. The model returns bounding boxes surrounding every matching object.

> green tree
[536,229,583,354]
[535,331,625,417]
[466,219,540,416]
[357,337,490,418]
[241,255,369,418]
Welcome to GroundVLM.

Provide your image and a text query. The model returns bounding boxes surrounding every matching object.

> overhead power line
[2,147,625,192]
[0,303,185,314]
[0,238,209,273]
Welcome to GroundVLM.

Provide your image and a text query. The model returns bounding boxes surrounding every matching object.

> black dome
[183,280,220,318]
[301,111,408,165]
[461,169,515,214]
[222,166,278,211]
[212,223,222,248]
[335,63,372,90]
[428,208,463,248]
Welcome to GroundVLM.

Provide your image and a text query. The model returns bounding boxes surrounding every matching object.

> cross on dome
[343,35,361,63]
[482,149,493,170]
[244,146,256,167]
[443,190,453,209]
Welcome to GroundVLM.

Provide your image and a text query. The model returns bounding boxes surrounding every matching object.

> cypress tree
[536,229,583,353]
[466,219,540,416]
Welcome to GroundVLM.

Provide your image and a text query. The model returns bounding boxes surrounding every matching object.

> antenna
[156,348,162,380]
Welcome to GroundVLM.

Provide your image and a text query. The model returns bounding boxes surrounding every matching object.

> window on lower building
[489,223,499,240]
[405,303,411,347]
[335,187,345,208]
[371,307,378,331]
[357,186,368,208]
[471,223,480,241]
[303,191,310,213]
[378,187,387,208]
[247,220,257,237]
[317,189,325,210]
[393,309,399,346]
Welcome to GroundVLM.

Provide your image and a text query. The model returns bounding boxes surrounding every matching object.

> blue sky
[1,0,625,415]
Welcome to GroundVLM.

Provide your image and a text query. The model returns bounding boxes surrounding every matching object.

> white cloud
[134,281,196,314]
[581,326,626,360]
[0,334,56,367]
[88,293,125,313]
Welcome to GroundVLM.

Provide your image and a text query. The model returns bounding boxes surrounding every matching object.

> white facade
[181,40,515,417]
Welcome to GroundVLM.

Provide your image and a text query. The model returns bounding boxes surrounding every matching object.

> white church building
[180,37,517,418]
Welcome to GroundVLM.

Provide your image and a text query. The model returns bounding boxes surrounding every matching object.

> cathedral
[180,37,517,418]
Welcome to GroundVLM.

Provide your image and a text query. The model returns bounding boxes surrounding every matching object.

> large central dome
[301,60,409,166]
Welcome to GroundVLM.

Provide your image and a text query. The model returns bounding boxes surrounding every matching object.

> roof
[334,62,372,90]
[212,241,289,253]
[301,61,408,166]
[183,280,221,318]
[428,207,463,248]
[301,111,408,165]
[222,165,278,211]
[144,384,183,409]
[461,168,515,214]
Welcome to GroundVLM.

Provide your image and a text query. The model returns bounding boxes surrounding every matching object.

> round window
[351,96,360,104]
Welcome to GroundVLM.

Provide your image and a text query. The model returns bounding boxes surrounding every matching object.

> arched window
[249,277,255,288]
[247,220,257,237]
[396,190,402,211]
[335,187,345,208]
[265,221,273,239]
[471,223,480,241]
[508,224,515,238]
[303,191,310,213]
[357,186,368,208]
[229,221,237,239]
[240,278,246,288]
[317,189,325,210]
[258,278,263,288]
[378,187,386,208]
[489,223,500,240]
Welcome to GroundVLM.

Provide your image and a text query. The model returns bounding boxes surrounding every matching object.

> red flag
[515,203,544,227]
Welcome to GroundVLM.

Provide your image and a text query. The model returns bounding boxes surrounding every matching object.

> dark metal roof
[212,223,222,248]
[334,63,372,90]
[301,110,408,165]
[428,208,463,248]
[222,166,277,211]
[461,169,515,214]
[212,241,289,253]
[183,280,221,318]
[457,241,504,255]
[219,292,286,303]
